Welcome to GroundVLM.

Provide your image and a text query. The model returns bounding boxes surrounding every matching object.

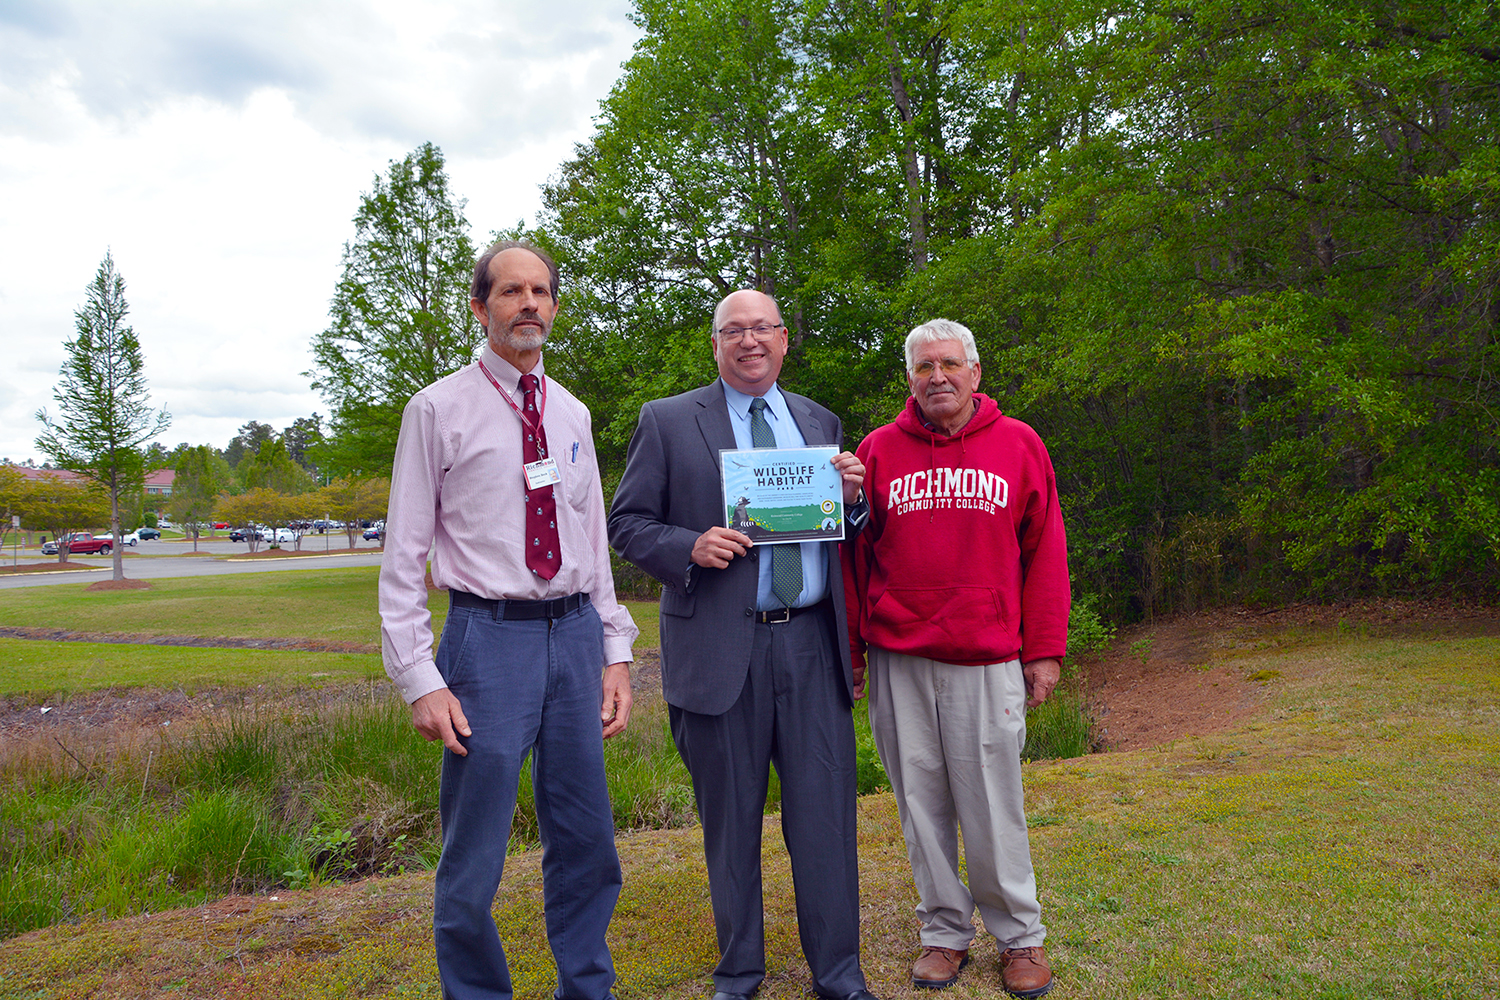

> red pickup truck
[61,532,115,555]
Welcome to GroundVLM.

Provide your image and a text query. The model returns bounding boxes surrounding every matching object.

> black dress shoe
[812,990,882,1000]
[712,993,756,1000]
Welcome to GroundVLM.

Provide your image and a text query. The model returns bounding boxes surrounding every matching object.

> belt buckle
[764,607,792,624]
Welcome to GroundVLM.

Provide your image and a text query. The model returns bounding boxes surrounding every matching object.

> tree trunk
[882,0,928,272]
[109,483,124,581]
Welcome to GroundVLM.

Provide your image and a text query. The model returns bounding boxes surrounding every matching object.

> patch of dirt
[0,560,101,574]
[630,648,662,694]
[0,681,396,767]
[85,578,153,591]
[1,687,220,746]
[229,546,374,558]
[0,625,375,654]
[3,600,1495,758]
[1082,598,1500,751]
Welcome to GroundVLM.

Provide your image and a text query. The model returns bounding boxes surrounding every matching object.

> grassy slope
[0,629,1495,999]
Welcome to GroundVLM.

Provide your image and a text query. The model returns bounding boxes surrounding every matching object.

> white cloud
[0,0,634,154]
[0,0,638,464]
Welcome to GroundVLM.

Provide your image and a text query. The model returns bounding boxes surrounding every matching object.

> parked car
[257,527,296,543]
[363,526,382,540]
[136,526,162,540]
[42,539,60,555]
[212,522,230,530]
[55,532,113,555]
[229,527,252,542]
[120,530,141,546]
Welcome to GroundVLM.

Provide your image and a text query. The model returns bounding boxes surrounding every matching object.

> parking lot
[0,533,393,589]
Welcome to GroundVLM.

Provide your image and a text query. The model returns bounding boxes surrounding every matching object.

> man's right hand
[411,687,472,756]
[690,526,753,569]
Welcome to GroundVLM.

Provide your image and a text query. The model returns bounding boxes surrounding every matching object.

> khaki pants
[867,646,1046,950]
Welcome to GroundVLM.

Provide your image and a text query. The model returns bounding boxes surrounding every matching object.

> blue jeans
[432,599,621,1000]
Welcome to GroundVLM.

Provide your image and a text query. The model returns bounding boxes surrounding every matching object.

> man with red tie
[379,241,638,1000]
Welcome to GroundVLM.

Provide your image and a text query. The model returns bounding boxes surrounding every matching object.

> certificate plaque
[720,445,844,544]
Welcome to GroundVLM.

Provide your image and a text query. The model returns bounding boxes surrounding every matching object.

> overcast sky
[0,0,640,465]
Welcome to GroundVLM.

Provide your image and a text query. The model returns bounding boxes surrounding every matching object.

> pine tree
[35,252,170,581]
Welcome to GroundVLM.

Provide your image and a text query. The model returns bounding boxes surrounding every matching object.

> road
[0,536,390,590]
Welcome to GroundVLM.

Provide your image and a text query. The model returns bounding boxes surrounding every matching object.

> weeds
[2,662,1093,940]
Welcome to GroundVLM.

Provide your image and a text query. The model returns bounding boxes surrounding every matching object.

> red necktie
[520,373,561,580]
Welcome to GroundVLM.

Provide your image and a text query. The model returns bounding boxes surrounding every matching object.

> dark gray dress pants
[669,603,866,998]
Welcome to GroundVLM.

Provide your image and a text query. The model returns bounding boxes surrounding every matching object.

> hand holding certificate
[720,445,845,544]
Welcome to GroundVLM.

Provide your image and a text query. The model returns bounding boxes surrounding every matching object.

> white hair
[904,318,979,372]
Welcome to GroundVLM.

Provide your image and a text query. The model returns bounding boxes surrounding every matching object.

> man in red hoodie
[842,318,1070,997]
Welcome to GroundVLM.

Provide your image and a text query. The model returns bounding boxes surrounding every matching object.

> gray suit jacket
[608,380,856,716]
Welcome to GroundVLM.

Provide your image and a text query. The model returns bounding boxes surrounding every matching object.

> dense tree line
[527,0,1497,616]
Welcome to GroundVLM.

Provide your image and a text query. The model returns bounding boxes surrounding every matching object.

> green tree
[35,252,170,580]
[925,0,1500,610]
[308,143,481,478]
[316,477,391,549]
[240,438,314,495]
[215,488,290,554]
[281,414,325,473]
[539,0,901,471]
[538,0,1498,612]
[0,466,23,550]
[223,420,275,472]
[168,445,235,550]
[11,474,111,563]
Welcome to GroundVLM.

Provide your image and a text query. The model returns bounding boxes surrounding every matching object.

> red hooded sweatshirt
[842,392,1070,668]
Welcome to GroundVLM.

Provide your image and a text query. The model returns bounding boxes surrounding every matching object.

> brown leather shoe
[999,946,1053,998]
[912,945,969,988]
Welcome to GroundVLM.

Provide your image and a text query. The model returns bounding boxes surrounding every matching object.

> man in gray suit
[609,289,878,1000]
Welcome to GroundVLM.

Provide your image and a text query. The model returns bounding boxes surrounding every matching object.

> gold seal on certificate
[720,445,844,544]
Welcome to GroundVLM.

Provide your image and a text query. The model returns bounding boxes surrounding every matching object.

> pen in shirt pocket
[571,441,579,463]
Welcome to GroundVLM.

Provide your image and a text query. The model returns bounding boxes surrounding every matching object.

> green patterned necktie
[750,397,804,608]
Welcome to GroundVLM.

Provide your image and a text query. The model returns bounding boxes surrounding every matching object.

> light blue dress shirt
[721,380,828,610]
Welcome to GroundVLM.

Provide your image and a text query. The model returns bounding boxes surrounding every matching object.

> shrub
[1069,593,1117,657]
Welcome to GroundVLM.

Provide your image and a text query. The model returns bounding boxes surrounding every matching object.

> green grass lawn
[0,638,385,698]
[0,567,661,659]
[0,623,1495,998]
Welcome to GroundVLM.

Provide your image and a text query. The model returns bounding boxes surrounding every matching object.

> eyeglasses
[911,358,971,377]
[717,323,784,342]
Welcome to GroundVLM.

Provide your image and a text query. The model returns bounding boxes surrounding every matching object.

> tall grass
[0,685,431,937]
[1023,688,1094,760]
[2,668,1092,940]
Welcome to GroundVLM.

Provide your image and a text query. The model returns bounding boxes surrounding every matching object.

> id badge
[524,457,561,490]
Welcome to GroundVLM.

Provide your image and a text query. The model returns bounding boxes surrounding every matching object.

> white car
[119,530,141,546]
[257,527,297,543]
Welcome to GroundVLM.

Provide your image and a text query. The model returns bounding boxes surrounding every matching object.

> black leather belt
[754,604,820,624]
[450,590,590,620]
